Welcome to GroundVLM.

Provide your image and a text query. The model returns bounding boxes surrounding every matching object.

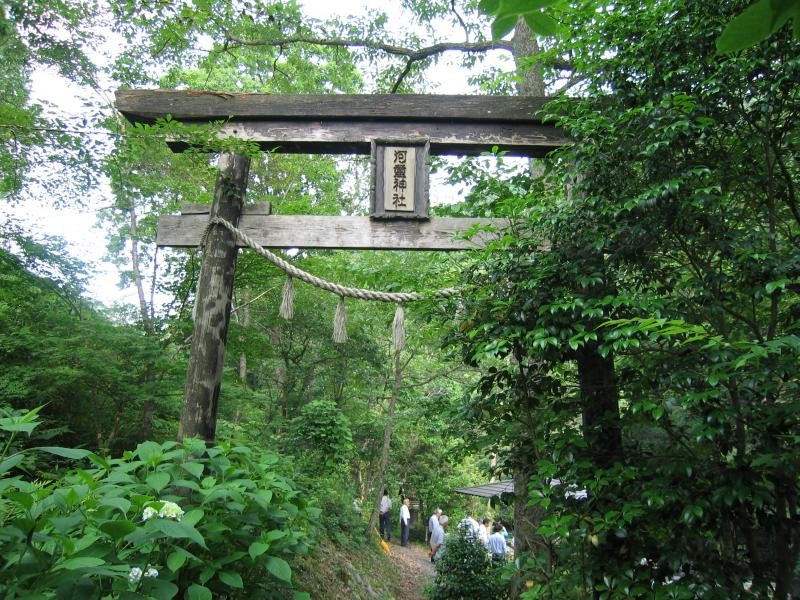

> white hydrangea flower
[157,501,184,521]
[142,506,158,521]
[145,567,159,579]
[128,567,143,584]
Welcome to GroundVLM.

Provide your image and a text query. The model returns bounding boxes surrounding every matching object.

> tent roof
[453,479,514,498]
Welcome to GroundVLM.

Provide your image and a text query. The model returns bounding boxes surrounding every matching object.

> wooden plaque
[370,140,430,220]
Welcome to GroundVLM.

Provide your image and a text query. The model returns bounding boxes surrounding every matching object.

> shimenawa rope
[200,217,459,303]
[199,217,458,344]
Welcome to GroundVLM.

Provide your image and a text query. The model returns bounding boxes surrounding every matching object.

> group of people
[378,490,512,562]
[427,509,511,563]
[379,490,413,546]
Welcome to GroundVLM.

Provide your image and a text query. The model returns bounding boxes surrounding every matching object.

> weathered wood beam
[165,121,565,157]
[114,90,568,156]
[116,90,553,123]
[157,214,507,251]
[178,153,251,443]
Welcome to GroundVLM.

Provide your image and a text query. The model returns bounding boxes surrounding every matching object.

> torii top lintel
[114,90,568,157]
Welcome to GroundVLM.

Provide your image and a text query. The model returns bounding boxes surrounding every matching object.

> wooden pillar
[178,153,251,442]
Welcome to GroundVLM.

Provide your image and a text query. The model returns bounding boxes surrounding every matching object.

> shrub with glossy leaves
[428,527,509,600]
[0,412,317,599]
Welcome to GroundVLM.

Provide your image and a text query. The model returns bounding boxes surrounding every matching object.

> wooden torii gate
[115,90,567,443]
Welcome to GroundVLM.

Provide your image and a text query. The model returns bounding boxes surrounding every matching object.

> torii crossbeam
[114,90,566,442]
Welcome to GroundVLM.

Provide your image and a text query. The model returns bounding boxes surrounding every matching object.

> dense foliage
[2,0,799,598]
[0,228,184,450]
[0,409,315,599]
[446,0,800,598]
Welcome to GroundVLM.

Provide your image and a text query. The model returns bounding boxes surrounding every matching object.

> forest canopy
[0,1,798,599]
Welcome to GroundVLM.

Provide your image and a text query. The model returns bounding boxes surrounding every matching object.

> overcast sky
[4,0,511,308]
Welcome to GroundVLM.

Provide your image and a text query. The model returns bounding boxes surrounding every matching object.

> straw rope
[201,217,459,304]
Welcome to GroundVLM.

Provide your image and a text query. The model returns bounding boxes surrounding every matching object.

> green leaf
[166,550,188,572]
[502,0,560,11]
[768,0,799,31]
[0,453,25,475]
[56,557,106,570]
[99,520,136,540]
[182,462,205,479]
[54,577,99,599]
[143,579,179,600]
[265,529,287,542]
[154,519,206,548]
[100,497,131,514]
[249,541,269,560]
[0,407,43,434]
[182,438,207,456]
[523,11,560,36]
[34,446,95,460]
[765,278,789,294]
[49,513,84,533]
[186,585,212,600]
[146,471,170,492]
[181,508,204,528]
[7,490,33,510]
[218,570,243,589]
[170,478,200,491]
[136,441,164,463]
[199,566,215,585]
[266,556,292,583]
[491,15,519,39]
[479,0,501,14]
[119,592,149,599]
[294,593,311,600]
[716,0,772,53]
[0,421,38,434]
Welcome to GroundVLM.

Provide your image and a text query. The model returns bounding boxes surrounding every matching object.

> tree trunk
[576,342,622,600]
[178,153,251,443]
[139,400,155,440]
[576,342,622,467]
[513,18,545,96]
[128,201,153,333]
[366,348,403,537]
[510,21,547,598]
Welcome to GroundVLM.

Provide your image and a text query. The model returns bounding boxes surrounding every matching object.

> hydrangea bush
[0,412,317,599]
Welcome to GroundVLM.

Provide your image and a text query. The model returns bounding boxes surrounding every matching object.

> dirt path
[386,541,436,600]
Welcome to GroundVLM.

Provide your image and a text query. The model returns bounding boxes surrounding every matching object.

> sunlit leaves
[479,0,564,39]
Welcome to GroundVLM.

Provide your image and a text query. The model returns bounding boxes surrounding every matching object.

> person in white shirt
[428,508,442,539]
[429,514,448,562]
[478,518,490,546]
[486,524,508,561]
[399,497,411,546]
[379,489,392,541]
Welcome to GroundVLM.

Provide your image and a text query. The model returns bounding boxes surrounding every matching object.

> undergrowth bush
[285,401,365,549]
[289,400,353,471]
[428,527,509,600]
[301,472,366,549]
[0,407,317,599]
